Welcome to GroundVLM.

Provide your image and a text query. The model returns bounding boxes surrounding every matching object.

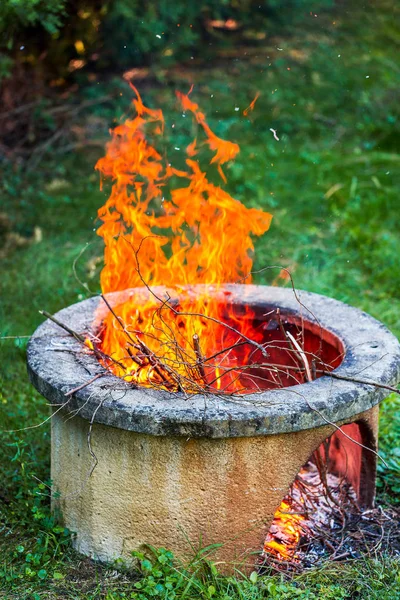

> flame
[243,92,260,117]
[263,498,305,562]
[94,87,272,393]
[263,446,359,565]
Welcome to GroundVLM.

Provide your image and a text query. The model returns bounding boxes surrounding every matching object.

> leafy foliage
[0,0,335,82]
[0,436,70,586]
[101,0,334,68]
[128,546,349,599]
[377,395,400,501]
[0,0,65,79]
[0,0,66,37]
[0,0,66,51]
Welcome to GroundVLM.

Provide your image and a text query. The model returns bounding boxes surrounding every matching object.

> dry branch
[39,309,86,343]
[287,331,313,382]
[39,309,126,371]
[64,373,105,397]
[193,333,209,387]
[319,370,400,395]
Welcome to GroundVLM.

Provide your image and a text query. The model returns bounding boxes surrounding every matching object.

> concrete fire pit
[27,285,400,570]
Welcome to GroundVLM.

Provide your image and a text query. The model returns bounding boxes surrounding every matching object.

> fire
[264,494,306,562]
[263,449,359,565]
[94,87,272,393]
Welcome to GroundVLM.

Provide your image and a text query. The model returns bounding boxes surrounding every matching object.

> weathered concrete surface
[27,285,400,438]
[26,285,400,571]
[51,406,378,571]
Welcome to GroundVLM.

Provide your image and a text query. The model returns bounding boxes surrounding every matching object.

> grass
[1,1,400,597]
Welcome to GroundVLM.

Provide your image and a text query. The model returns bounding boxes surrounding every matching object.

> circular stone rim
[27,285,400,438]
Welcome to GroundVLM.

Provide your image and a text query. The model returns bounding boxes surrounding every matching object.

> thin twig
[64,373,105,397]
[287,331,313,382]
[40,309,126,371]
[123,236,270,358]
[193,333,208,387]
[276,308,302,369]
[39,309,86,343]
[300,394,388,468]
[319,370,400,395]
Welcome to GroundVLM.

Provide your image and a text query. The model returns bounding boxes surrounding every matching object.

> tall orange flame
[94,87,272,393]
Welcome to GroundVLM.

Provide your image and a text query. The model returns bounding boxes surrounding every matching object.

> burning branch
[192,333,209,388]
[39,309,127,374]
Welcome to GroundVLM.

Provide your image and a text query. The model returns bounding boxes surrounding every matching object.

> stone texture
[51,406,378,571]
[27,285,400,437]
[26,285,400,571]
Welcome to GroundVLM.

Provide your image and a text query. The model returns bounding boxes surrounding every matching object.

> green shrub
[0,0,335,83]
[377,394,400,502]
[98,0,334,69]
[0,0,66,49]
[0,0,66,80]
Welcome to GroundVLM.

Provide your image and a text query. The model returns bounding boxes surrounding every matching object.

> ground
[0,2,400,597]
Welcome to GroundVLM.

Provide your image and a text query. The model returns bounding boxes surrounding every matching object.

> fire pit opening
[264,418,378,568]
[93,290,345,395]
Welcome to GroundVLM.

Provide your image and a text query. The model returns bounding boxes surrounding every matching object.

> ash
[262,461,400,572]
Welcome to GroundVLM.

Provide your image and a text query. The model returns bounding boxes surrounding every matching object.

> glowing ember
[264,480,306,562]
[263,459,358,565]
[93,87,272,393]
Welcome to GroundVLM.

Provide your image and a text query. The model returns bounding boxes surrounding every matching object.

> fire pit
[27,283,400,570]
[25,89,400,571]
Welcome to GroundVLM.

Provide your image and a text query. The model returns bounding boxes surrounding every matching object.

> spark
[243,91,260,116]
[270,128,279,141]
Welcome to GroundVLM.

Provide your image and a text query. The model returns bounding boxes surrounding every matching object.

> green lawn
[1,2,400,597]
